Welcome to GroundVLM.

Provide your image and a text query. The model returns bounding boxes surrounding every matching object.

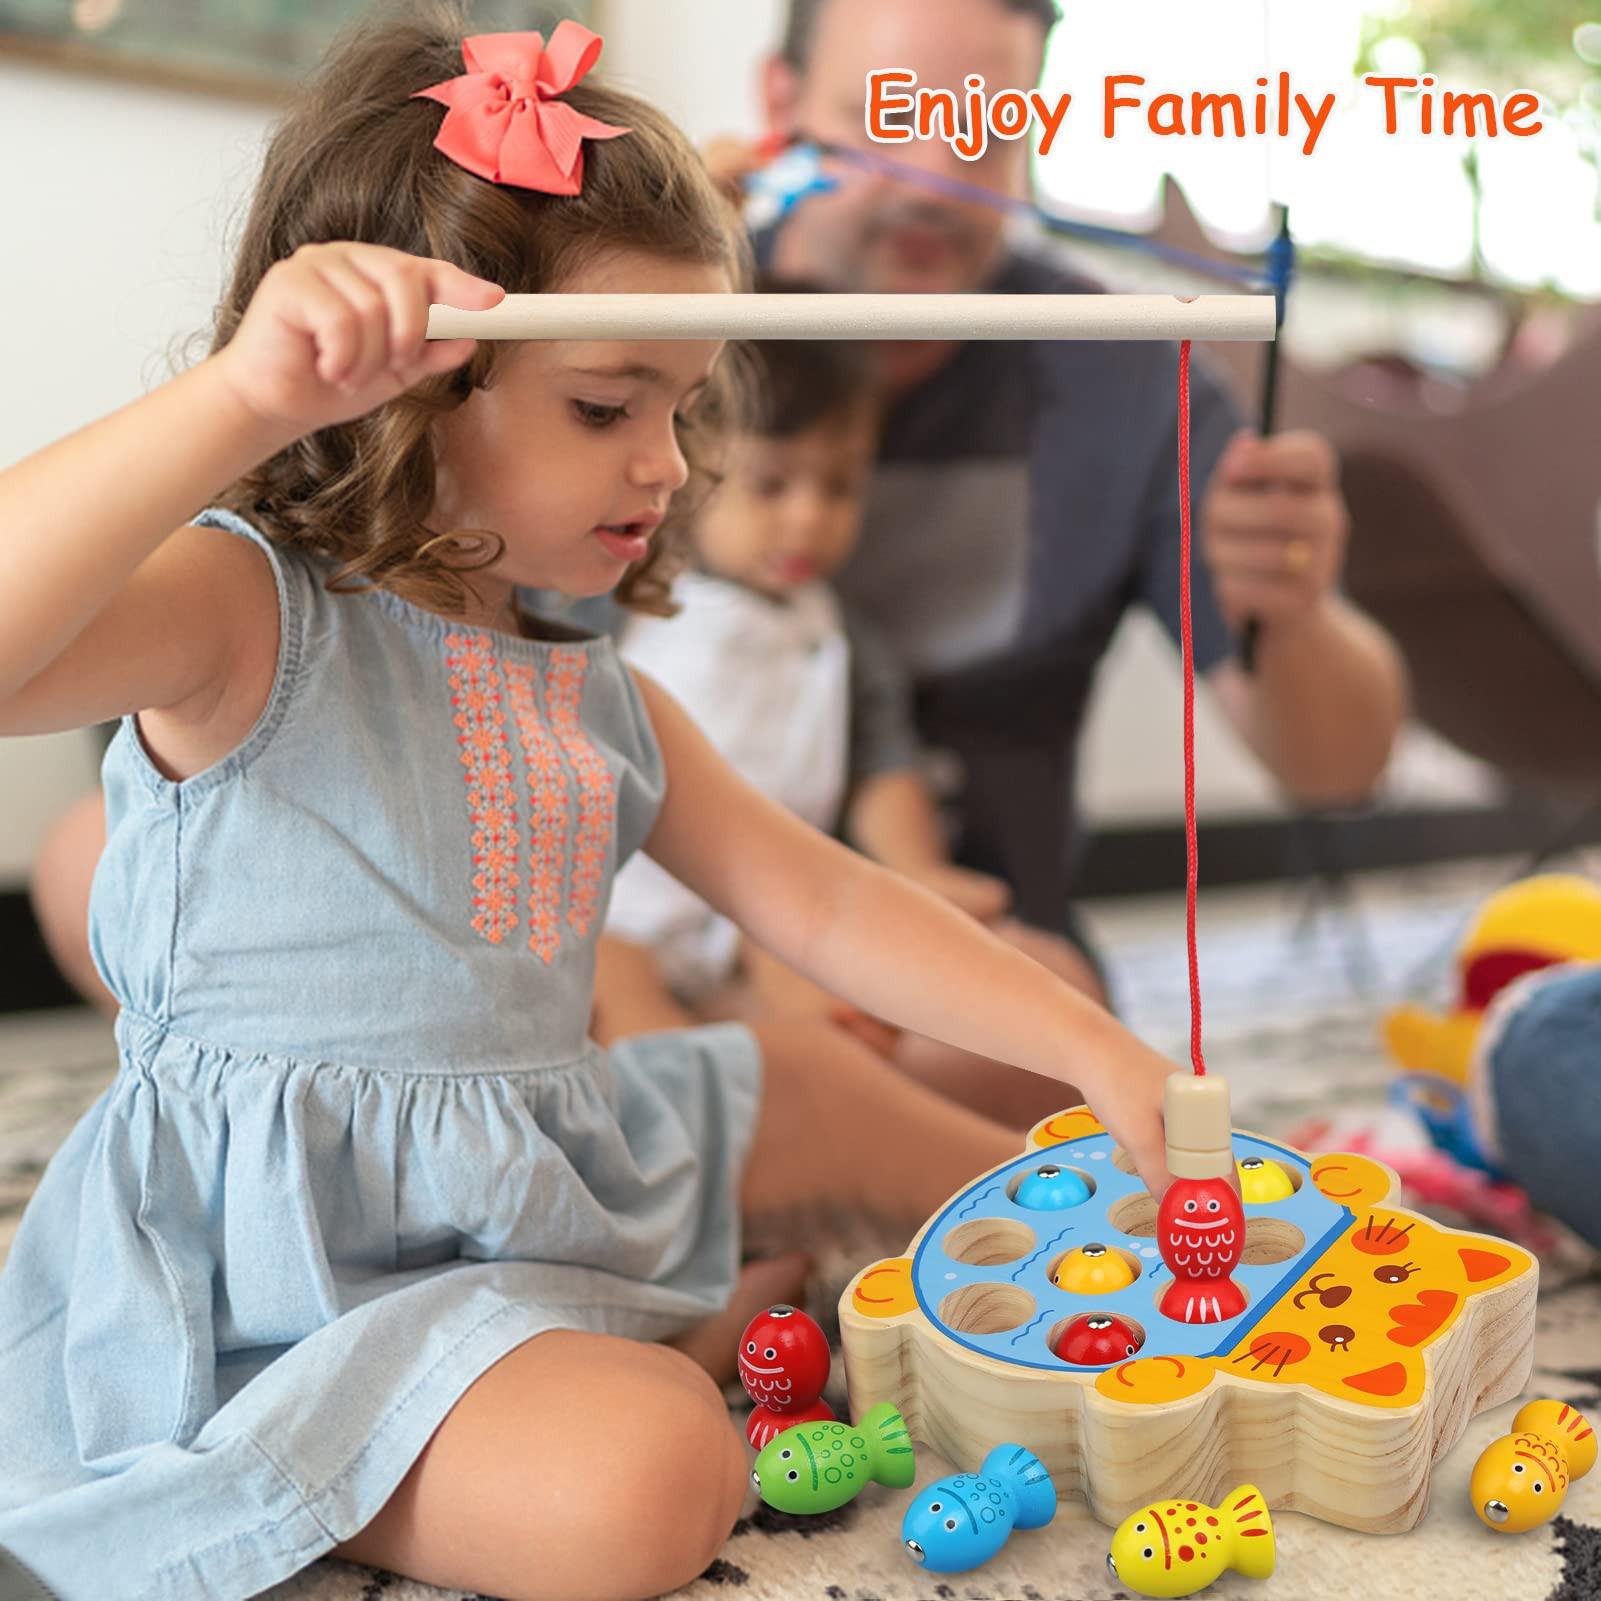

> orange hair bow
[413,22,631,195]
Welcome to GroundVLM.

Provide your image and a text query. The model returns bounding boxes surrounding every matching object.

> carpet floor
[3,855,1597,1601]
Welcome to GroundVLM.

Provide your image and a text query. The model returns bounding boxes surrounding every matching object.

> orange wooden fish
[1471,1399,1595,1533]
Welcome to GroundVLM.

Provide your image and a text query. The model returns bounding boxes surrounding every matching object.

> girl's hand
[210,242,505,438]
[1082,1042,1179,1202]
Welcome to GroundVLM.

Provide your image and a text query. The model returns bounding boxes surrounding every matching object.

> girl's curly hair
[209,0,754,618]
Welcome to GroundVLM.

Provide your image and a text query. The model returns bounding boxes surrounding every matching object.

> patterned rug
[3,860,1598,1601]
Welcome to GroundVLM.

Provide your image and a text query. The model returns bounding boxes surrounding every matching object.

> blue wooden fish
[901,1443,1057,1573]
[1013,1162,1092,1210]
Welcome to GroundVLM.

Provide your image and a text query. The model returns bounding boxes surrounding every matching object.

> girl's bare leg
[716,927,1100,1136]
[738,1016,1019,1224]
[596,940,1021,1217]
[330,1331,748,1601]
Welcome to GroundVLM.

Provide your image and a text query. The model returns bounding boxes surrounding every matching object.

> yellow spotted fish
[1107,1484,1275,1598]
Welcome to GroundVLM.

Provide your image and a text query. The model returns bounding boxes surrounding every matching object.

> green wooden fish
[751,1400,916,1514]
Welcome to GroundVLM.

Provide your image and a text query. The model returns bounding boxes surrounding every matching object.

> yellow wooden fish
[1235,1155,1295,1203]
[1106,1484,1274,1598]
[1471,1399,1595,1533]
[1050,1241,1137,1294]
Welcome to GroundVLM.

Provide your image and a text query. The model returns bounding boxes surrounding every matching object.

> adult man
[720,0,1407,967]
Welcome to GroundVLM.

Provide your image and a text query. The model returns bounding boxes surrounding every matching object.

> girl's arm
[0,244,500,740]
[0,364,289,736]
[632,670,1177,1196]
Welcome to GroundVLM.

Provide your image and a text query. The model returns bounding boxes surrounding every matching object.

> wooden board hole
[942,1217,1037,1268]
[938,1282,1037,1337]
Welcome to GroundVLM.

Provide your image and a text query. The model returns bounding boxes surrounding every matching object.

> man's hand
[700,134,771,207]
[1200,429,1350,632]
[1203,424,1408,804]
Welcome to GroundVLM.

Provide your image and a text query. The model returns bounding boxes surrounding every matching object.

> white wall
[0,67,268,462]
[596,0,784,143]
[0,60,271,881]
[0,9,1494,887]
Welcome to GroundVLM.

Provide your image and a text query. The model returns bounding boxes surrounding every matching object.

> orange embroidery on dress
[503,659,568,964]
[543,648,615,937]
[444,632,519,945]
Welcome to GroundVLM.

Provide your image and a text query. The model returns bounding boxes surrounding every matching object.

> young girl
[0,10,1176,1600]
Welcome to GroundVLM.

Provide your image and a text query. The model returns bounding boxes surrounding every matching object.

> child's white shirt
[607,571,851,999]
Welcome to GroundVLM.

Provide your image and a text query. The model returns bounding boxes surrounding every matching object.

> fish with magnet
[1471,1399,1595,1533]
[738,1302,835,1449]
[1235,1155,1295,1203]
[1013,1163,1092,1210]
[1157,1177,1246,1324]
[751,1401,915,1514]
[1107,1484,1275,1597]
[901,1442,1057,1573]
[1051,1241,1137,1294]
[1054,1313,1144,1366]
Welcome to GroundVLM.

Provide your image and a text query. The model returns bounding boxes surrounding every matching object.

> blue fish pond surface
[911,1132,1352,1371]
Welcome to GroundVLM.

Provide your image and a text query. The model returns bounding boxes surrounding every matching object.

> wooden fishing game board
[840,1106,1537,1533]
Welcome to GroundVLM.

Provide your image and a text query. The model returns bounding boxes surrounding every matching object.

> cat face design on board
[1096,1153,1530,1409]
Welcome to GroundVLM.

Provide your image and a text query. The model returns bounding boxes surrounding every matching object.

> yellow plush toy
[1383,873,1601,1177]
[1385,874,1601,1088]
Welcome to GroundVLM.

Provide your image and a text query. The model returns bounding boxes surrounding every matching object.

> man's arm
[1207,594,1409,804]
[1199,428,1409,804]
[1136,347,1408,807]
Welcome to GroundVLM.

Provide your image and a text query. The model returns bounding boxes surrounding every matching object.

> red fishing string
[1178,339,1205,1077]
